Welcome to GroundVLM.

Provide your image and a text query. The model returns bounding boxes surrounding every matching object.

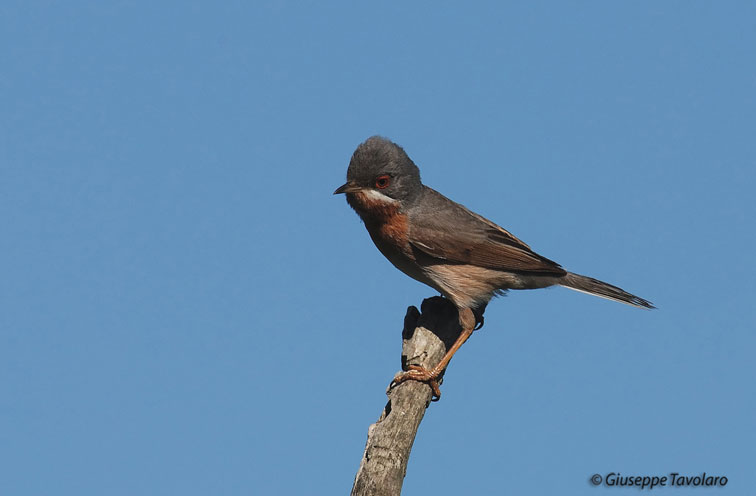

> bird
[334,136,653,399]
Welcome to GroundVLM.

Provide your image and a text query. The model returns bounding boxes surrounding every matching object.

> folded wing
[408,188,566,276]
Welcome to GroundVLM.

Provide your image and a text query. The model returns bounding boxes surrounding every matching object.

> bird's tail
[560,272,655,309]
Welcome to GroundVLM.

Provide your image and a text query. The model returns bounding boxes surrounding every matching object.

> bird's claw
[390,364,442,401]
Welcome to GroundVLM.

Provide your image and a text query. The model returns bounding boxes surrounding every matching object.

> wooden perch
[351,296,463,496]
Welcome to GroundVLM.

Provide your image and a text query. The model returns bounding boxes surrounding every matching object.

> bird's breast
[346,190,414,260]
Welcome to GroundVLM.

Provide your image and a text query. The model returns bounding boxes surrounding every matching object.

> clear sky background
[2,2,755,495]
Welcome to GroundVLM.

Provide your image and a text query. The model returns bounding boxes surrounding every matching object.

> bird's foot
[390,365,442,401]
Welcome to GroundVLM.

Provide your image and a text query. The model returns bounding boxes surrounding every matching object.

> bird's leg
[391,308,476,401]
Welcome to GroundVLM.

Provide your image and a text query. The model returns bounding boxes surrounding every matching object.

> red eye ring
[375,175,390,189]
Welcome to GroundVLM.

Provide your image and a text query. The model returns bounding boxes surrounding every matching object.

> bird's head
[333,136,423,206]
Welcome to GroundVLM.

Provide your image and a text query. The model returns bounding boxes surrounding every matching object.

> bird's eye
[375,175,390,189]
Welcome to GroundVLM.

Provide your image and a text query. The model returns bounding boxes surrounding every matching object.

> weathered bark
[351,296,463,496]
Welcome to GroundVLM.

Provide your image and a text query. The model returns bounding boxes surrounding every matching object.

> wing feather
[407,188,566,275]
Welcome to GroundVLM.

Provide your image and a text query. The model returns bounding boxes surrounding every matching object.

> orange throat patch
[347,190,410,252]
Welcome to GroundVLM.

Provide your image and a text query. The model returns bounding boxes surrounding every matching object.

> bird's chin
[346,189,400,222]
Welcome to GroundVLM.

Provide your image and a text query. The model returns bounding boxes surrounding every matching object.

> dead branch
[351,296,462,496]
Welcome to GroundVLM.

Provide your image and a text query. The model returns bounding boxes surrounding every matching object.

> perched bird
[334,136,653,399]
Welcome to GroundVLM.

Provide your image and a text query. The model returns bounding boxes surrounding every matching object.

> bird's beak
[333,182,362,195]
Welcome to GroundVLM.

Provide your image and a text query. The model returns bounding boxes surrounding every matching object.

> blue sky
[2,2,754,495]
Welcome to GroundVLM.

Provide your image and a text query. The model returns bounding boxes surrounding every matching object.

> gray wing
[407,187,566,275]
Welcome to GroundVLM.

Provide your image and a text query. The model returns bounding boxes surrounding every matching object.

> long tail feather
[560,272,655,309]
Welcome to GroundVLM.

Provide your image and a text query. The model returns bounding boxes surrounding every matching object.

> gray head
[333,136,423,203]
